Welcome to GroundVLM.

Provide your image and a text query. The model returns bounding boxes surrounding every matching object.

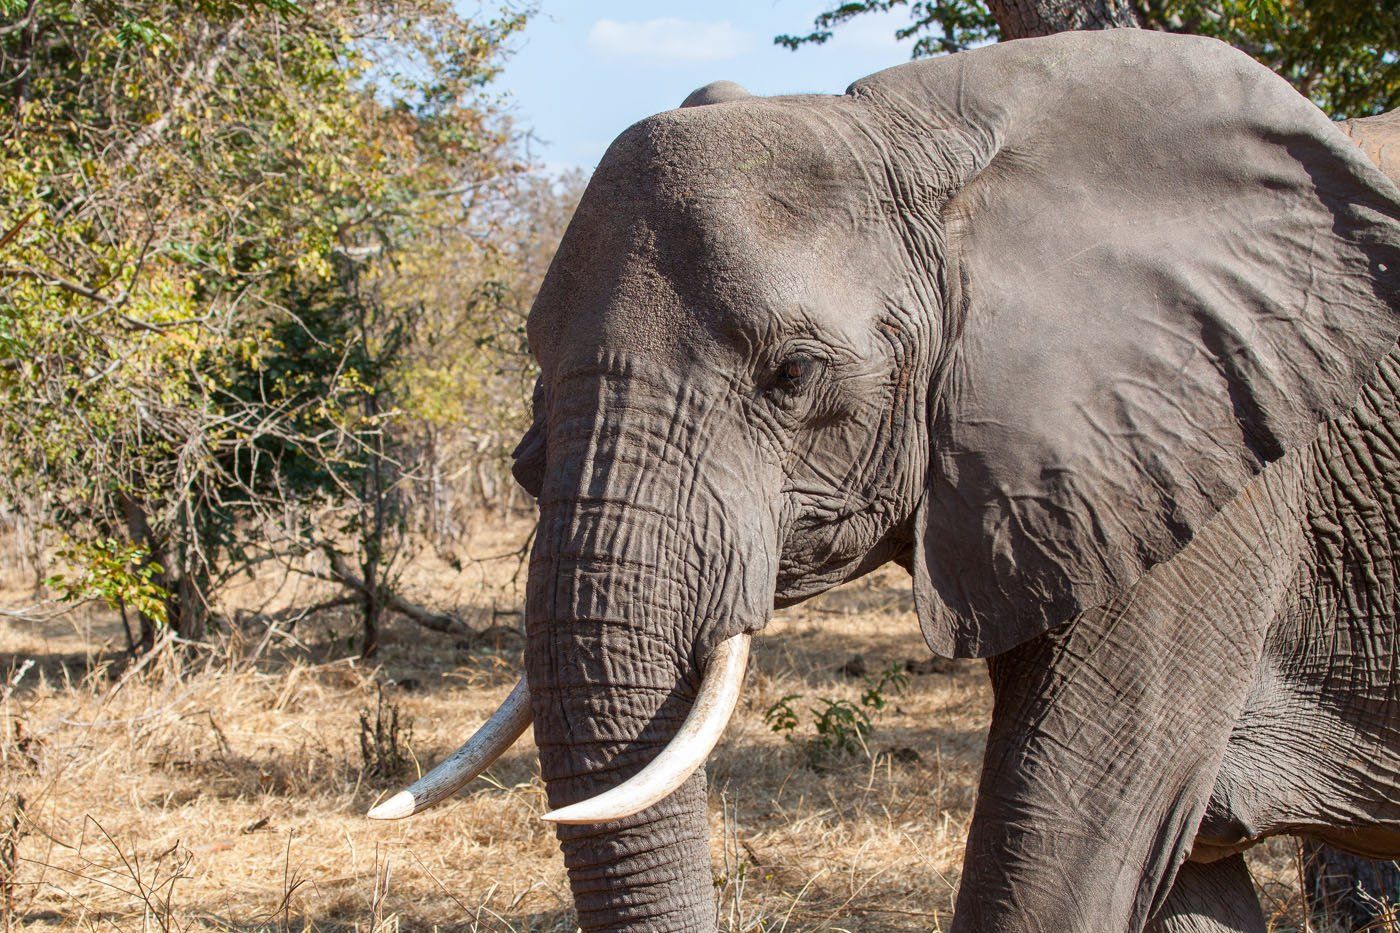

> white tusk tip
[367,790,417,820]
[539,805,589,824]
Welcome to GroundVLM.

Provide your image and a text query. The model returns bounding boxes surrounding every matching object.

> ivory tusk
[366,676,532,820]
[541,633,751,825]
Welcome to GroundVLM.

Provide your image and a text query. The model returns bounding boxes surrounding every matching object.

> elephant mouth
[365,632,751,824]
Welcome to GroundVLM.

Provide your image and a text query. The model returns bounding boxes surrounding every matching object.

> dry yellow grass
[0,515,1313,931]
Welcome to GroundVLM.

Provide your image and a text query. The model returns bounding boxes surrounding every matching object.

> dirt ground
[0,515,1317,931]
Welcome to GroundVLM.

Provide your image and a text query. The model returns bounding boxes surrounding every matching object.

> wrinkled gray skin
[510,30,1400,932]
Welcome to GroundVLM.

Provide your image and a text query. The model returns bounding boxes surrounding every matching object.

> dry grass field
[0,515,1318,931]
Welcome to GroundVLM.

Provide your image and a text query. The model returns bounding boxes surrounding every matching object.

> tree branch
[318,546,464,634]
[115,19,247,167]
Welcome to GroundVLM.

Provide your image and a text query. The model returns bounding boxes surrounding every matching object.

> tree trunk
[986,0,1139,39]
[118,492,161,652]
[358,381,388,658]
[169,570,206,642]
[1302,839,1400,930]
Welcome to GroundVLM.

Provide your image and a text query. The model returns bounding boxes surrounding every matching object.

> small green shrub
[763,662,909,766]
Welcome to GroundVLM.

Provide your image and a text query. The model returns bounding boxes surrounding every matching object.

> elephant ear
[851,31,1400,658]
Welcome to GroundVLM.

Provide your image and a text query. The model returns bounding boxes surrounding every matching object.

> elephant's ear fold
[855,31,1400,658]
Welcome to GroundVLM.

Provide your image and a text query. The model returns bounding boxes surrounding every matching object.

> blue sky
[493,1,916,175]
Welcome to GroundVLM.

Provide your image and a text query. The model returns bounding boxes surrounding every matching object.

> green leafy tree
[0,0,536,653]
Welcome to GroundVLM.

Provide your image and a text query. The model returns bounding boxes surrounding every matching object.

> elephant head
[373,30,1400,931]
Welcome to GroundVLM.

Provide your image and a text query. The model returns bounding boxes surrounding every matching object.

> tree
[389,167,588,549]
[777,0,1399,116]
[992,0,1137,35]
[0,0,535,653]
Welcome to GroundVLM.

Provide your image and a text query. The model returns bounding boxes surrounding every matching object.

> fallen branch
[232,596,358,630]
[319,547,464,634]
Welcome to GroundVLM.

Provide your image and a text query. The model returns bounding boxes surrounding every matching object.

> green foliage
[763,662,910,765]
[762,693,803,737]
[0,0,554,648]
[861,664,909,711]
[45,539,170,626]
[809,698,874,757]
[778,0,1400,116]
[1144,0,1400,116]
[777,1,997,57]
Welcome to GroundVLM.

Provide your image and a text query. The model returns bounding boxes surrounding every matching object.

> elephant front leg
[951,472,1308,931]
[954,630,1256,932]
[1145,856,1266,933]
[953,656,1231,932]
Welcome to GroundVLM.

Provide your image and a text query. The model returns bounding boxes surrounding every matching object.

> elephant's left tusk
[367,676,532,820]
[541,633,751,825]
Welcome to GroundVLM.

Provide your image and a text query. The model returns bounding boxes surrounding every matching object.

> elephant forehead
[597,97,882,212]
[530,97,900,366]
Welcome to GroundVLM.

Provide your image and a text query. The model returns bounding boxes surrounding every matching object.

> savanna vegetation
[0,0,585,657]
[0,0,1395,928]
[0,553,1332,930]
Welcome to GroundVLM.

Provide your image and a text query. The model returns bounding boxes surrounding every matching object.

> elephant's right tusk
[366,676,532,820]
[541,633,751,825]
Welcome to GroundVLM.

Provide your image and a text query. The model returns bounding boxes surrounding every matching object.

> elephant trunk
[536,671,716,930]
[525,375,775,931]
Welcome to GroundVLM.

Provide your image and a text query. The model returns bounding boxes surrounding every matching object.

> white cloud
[586,18,752,64]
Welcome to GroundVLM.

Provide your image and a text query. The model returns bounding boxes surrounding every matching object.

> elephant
[370,29,1400,932]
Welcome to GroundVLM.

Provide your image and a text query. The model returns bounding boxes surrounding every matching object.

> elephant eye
[769,353,819,397]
